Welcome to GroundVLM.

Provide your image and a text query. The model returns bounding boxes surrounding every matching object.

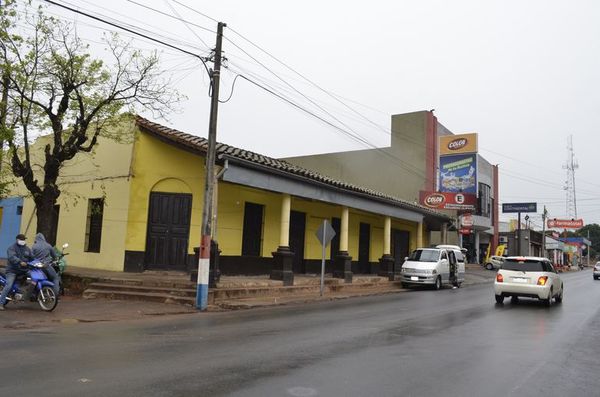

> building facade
[3,115,451,282]
[284,110,500,262]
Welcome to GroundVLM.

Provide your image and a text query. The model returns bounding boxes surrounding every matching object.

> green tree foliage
[0,0,181,236]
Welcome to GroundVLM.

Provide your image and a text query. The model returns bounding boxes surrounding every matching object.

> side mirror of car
[404,257,408,261]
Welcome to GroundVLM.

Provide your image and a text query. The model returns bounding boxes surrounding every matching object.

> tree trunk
[35,192,58,245]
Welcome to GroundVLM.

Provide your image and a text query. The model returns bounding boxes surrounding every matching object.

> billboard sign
[438,154,477,195]
[419,191,477,210]
[502,202,537,213]
[547,219,584,229]
[461,213,474,227]
[439,133,478,156]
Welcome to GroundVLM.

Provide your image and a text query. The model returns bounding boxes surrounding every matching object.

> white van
[400,247,466,290]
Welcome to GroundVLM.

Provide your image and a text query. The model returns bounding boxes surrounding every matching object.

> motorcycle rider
[32,233,61,298]
[0,234,34,310]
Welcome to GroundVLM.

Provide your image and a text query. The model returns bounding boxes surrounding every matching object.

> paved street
[1,270,599,396]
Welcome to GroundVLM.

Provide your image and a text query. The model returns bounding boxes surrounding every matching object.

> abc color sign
[439,133,478,155]
[419,191,477,210]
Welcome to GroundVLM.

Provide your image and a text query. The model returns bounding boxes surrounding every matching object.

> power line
[43,0,212,77]
[234,73,429,180]
[170,0,218,23]
[60,0,210,53]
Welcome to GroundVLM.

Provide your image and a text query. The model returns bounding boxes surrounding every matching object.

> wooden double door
[145,192,192,271]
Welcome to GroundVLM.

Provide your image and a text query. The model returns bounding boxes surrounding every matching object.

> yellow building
[7,115,452,284]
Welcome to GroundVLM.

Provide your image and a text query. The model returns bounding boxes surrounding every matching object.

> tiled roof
[135,116,451,220]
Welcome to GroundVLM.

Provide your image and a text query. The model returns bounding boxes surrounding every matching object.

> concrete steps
[81,275,404,308]
[83,288,197,305]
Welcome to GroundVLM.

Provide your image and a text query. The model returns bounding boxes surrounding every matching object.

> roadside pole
[316,220,336,297]
[197,22,226,310]
[541,206,547,258]
[517,212,522,256]
[320,221,327,296]
[588,230,591,267]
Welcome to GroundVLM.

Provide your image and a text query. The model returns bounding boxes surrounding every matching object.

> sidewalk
[1,265,499,330]
[0,296,197,330]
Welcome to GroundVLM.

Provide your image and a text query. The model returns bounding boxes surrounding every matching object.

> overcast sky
[36,0,600,228]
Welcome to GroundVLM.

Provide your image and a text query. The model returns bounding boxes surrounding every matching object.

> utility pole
[541,206,547,258]
[197,21,226,311]
[588,229,590,267]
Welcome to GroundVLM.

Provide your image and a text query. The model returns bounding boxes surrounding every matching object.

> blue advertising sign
[439,153,477,194]
[502,202,537,213]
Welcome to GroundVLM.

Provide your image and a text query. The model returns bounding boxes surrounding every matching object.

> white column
[279,194,291,247]
[340,206,349,252]
[383,216,391,255]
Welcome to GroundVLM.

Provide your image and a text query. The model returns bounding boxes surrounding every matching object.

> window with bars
[85,198,104,253]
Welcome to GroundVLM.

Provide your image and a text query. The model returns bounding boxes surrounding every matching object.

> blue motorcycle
[0,259,59,311]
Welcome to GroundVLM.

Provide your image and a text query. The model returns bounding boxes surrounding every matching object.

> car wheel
[401,282,408,289]
[434,276,442,291]
[544,288,554,307]
[594,276,598,280]
[495,294,504,304]
[511,296,519,304]
[486,263,493,270]
[555,286,563,303]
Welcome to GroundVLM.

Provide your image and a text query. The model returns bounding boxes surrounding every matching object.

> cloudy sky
[32,0,600,228]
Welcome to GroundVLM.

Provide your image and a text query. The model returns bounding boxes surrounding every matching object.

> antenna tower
[563,135,578,218]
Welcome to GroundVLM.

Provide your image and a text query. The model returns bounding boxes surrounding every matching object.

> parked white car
[593,262,600,280]
[485,255,505,270]
[494,256,563,306]
[401,248,465,290]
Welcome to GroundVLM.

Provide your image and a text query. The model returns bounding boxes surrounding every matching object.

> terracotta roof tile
[135,116,450,220]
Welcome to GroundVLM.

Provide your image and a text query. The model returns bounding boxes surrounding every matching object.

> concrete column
[383,216,391,255]
[441,223,448,244]
[279,194,291,247]
[475,231,481,264]
[340,206,349,252]
[333,206,352,283]
[379,216,395,280]
[271,194,294,286]
[417,221,424,248]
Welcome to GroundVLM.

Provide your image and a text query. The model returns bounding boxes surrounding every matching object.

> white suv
[494,257,563,306]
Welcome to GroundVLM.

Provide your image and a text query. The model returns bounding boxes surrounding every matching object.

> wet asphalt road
[2,270,600,397]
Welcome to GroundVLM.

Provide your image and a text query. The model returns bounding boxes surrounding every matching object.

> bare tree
[0,1,181,237]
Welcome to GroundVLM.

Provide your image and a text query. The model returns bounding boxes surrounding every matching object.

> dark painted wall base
[305,259,379,275]
[220,255,272,275]
[124,250,380,277]
[124,251,144,273]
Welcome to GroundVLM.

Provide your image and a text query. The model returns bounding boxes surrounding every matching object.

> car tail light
[496,273,503,283]
[537,276,548,286]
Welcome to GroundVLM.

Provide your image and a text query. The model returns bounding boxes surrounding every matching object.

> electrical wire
[34,0,600,216]
[42,0,212,78]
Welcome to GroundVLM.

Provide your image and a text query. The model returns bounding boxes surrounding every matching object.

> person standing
[32,233,60,298]
[0,234,34,310]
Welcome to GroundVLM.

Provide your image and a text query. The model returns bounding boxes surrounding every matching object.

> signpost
[547,218,584,229]
[315,220,336,296]
[502,203,537,213]
[502,202,537,256]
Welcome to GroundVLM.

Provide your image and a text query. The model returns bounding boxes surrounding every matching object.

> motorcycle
[50,243,69,295]
[0,259,59,311]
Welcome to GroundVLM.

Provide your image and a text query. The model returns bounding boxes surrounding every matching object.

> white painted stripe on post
[196,258,210,310]
[198,258,210,285]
